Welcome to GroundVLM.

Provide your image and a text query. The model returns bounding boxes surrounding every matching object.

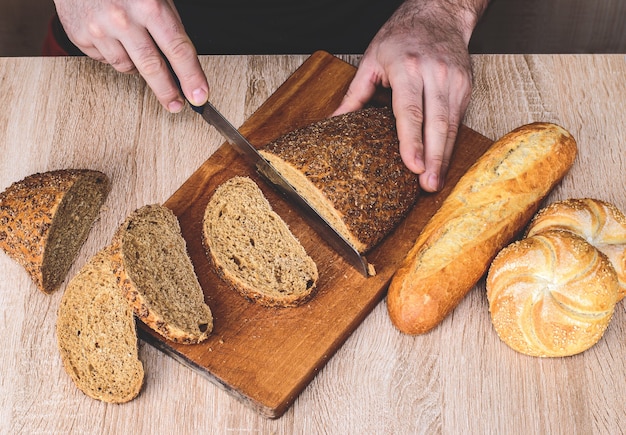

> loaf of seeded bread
[0,169,110,293]
[260,107,420,254]
[57,247,144,403]
[110,204,213,344]
[202,176,318,307]
[387,123,578,335]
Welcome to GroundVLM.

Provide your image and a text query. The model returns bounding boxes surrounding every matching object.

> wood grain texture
[0,53,625,433]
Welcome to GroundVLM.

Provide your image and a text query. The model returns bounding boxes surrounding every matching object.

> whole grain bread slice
[0,169,110,293]
[56,247,144,403]
[202,176,318,307]
[110,204,213,344]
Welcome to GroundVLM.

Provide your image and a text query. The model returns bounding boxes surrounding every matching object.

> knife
[179,86,370,276]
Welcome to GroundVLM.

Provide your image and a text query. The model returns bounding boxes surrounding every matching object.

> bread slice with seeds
[202,176,318,307]
[0,169,110,293]
[56,247,144,403]
[110,204,213,344]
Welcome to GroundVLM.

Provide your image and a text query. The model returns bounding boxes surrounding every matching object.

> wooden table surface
[1,54,625,434]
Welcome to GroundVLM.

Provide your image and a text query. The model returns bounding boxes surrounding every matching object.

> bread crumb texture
[111,204,213,344]
[487,230,618,357]
[0,169,110,293]
[57,248,144,403]
[203,176,318,307]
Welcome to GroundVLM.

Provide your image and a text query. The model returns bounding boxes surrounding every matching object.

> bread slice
[202,176,318,307]
[260,106,420,254]
[110,204,213,344]
[57,247,144,403]
[0,169,110,293]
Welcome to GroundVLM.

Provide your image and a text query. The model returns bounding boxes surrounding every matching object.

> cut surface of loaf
[202,176,318,307]
[387,122,578,335]
[486,230,618,357]
[57,248,144,403]
[0,169,110,293]
[260,106,420,254]
[526,198,626,300]
[110,204,213,344]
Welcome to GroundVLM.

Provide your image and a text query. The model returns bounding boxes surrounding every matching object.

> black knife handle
[162,53,205,115]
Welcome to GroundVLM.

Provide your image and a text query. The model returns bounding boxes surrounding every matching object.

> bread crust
[260,107,420,253]
[387,122,578,335]
[0,169,110,293]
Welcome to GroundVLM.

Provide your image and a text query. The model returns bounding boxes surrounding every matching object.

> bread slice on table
[110,204,213,344]
[57,247,144,403]
[202,176,318,307]
[0,169,110,293]
[260,106,420,254]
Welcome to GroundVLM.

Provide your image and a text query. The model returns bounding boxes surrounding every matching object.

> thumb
[332,66,379,116]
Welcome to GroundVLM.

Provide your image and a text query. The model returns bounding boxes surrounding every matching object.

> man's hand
[333,0,489,192]
[54,0,209,112]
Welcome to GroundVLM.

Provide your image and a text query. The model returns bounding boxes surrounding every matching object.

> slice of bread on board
[202,176,318,307]
[0,169,110,293]
[57,247,144,403]
[110,204,213,344]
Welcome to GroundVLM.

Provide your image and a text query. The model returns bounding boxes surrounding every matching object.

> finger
[92,38,137,74]
[147,14,208,106]
[389,70,427,175]
[332,62,380,116]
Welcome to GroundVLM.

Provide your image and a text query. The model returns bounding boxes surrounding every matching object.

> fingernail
[191,88,208,106]
[168,99,184,113]
[428,173,440,192]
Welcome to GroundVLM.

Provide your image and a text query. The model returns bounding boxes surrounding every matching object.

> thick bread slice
[260,107,420,254]
[0,169,110,293]
[202,176,318,307]
[110,204,213,344]
[387,122,578,335]
[57,248,144,403]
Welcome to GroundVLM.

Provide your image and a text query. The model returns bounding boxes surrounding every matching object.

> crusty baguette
[0,169,110,293]
[525,198,626,300]
[486,230,618,357]
[57,247,144,403]
[202,176,318,307]
[110,204,213,344]
[260,107,420,254]
[387,122,578,335]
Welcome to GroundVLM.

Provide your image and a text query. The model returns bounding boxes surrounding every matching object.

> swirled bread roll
[487,230,618,357]
[526,198,626,300]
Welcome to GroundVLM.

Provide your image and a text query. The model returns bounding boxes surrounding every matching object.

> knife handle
[162,54,205,115]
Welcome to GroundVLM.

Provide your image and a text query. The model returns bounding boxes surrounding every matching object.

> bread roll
[486,230,618,357]
[526,198,626,300]
[202,176,318,307]
[260,107,420,254]
[110,204,213,344]
[387,123,577,335]
[0,169,110,293]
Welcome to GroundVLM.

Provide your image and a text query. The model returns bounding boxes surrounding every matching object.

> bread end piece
[0,169,110,293]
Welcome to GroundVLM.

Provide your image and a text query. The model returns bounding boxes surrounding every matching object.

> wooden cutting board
[138,51,494,418]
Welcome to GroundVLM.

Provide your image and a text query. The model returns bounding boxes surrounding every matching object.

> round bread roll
[487,229,619,357]
[526,198,626,300]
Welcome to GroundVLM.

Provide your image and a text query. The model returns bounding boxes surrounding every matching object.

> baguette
[387,123,578,335]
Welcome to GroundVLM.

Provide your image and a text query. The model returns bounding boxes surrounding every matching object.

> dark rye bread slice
[259,106,420,254]
[202,176,318,307]
[57,247,144,403]
[110,204,213,344]
[0,169,110,293]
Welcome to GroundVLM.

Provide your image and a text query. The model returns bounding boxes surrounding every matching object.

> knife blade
[187,99,371,277]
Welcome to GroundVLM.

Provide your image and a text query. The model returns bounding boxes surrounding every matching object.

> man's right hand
[54,0,209,112]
